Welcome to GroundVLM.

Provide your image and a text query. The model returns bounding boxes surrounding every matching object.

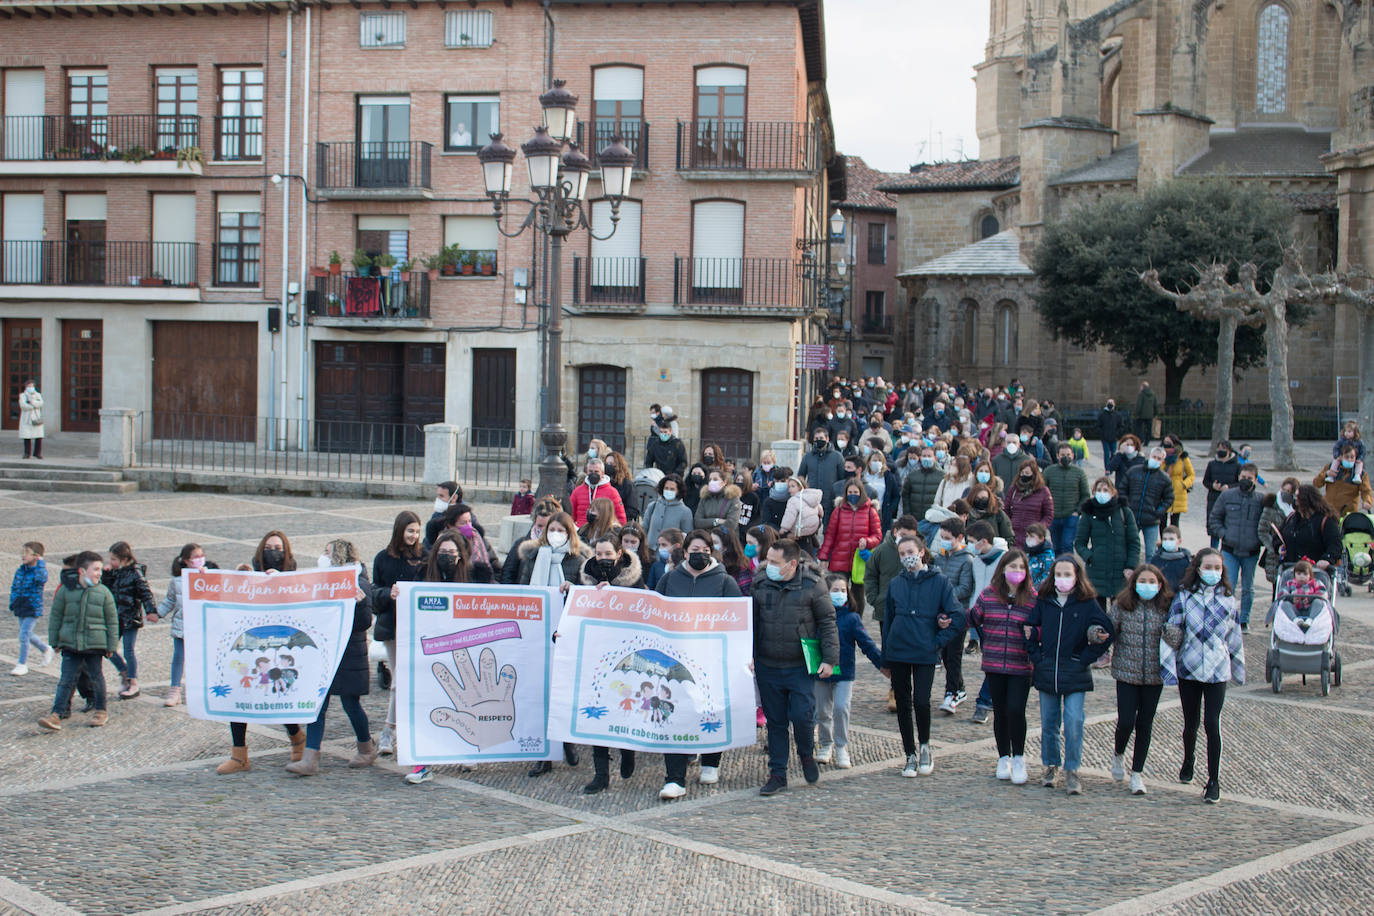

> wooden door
[3,319,41,430]
[61,320,102,432]
[700,368,753,460]
[314,341,405,453]
[577,365,627,454]
[151,321,257,441]
[403,343,445,455]
[472,348,515,448]
[65,219,105,285]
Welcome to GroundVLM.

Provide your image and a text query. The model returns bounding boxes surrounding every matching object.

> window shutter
[691,201,743,288]
[590,201,641,286]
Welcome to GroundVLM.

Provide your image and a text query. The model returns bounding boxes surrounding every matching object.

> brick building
[0,0,836,457]
[881,0,1360,412]
[826,154,902,379]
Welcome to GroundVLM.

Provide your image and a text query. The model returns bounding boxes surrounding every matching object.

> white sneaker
[996,756,1012,780]
[917,744,934,776]
[1129,772,1147,795]
[902,754,919,778]
[41,647,54,667]
[698,766,719,785]
[815,743,833,765]
[404,766,431,785]
[659,781,687,799]
[9,664,27,676]
[378,727,395,757]
[939,693,957,715]
[1010,756,1028,785]
[834,746,852,769]
[1111,753,1126,782]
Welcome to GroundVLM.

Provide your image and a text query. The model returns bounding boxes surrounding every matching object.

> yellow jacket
[1167,453,1196,515]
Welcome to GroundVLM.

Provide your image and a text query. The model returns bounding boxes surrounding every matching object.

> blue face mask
[937,537,952,553]
[846,493,860,505]
[658,432,670,442]
[920,457,935,469]
[743,543,758,559]
[1342,459,1355,469]
[765,563,784,582]
[658,546,670,560]
[1200,569,1222,587]
[771,482,789,498]
[1135,581,1160,601]
[1147,459,1161,470]
[1094,491,1111,504]
[829,592,847,608]
[976,471,991,484]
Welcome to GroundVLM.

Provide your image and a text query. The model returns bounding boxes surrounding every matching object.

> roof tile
[879,156,1021,193]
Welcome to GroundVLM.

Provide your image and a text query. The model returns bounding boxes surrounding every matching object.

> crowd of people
[11,376,1369,807]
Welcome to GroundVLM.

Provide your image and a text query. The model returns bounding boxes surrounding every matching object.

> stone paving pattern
[0,471,1369,915]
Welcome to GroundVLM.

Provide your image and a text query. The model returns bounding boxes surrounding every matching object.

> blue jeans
[110,630,138,680]
[1101,440,1117,464]
[305,694,371,750]
[1050,516,1080,557]
[756,664,817,776]
[1039,690,1086,771]
[170,636,185,689]
[975,676,992,712]
[53,650,106,713]
[1221,551,1259,625]
[16,616,48,664]
[813,679,853,748]
[1141,523,1160,561]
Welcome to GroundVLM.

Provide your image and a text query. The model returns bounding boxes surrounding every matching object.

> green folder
[801,638,838,676]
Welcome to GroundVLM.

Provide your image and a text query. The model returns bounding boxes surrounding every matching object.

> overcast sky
[825,0,989,173]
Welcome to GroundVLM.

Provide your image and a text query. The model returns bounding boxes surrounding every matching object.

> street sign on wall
[795,344,835,370]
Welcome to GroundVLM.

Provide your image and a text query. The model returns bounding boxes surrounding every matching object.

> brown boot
[284,747,320,776]
[887,688,897,713]
[289,729,307,762]
[37,713,62,731]
[89,709,109,727]
[349,739,378,768]
[216,746,251,774]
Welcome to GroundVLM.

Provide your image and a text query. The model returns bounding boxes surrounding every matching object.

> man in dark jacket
[1133,381,1157,445]
[1043,443,1089,554]
[751,538,838,795]
[799,431,845,524]
[644,419,687,476]
[1122,446,1175,558]
[900,446,944,518]
[1097,399,1126,463]
[1207,464,1264,629]
[1201,441,1241,547]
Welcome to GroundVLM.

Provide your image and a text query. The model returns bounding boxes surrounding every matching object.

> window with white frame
[361,11,405,48]
[443,216,500,273]
[445,9,493,47]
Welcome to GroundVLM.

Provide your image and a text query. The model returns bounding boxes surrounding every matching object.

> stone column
[98,408,137,469]
[423,423,458,485]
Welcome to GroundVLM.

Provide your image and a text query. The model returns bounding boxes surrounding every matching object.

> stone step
[0,477,139,495]
[0,466,127,482]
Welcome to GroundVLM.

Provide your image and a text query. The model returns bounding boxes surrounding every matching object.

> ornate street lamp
[477,82,636,499]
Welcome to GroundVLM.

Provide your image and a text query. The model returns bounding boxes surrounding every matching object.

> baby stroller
[1337,511,1374,597]
[1264,567,1342,696]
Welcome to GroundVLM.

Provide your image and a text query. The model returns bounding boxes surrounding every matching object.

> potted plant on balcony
[310,264,329,278]
[422,252,442,281]
[352,248,373,276]
[478,251,495,275]
[55,147,79,160]
[140,273,166,287]
[175,146,205,169]
[376,252,398,277]
[328,250,343,275]
[155,146,176,161]
[121,145,150,164]
[439,244,461,276]
[460,250,477,275]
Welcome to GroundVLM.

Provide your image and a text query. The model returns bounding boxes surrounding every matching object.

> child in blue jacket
[815,573,885,770]
[9,540,51,675]
[1023,523,1056,587]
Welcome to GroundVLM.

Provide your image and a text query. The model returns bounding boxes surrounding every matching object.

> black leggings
[985,672,1031,757]
[940,629,965,695]
[229,721,300,747]
[1168,513,1182,528]
[1114,682,1164,773]
[1178,679,1227,783]
[889,662,936,755]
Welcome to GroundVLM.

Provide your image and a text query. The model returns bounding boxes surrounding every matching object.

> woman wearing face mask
[617,524,653,578]
[934,455,973,510]
[1107,564,1173,795]
[1161,435,1195,529]
[965,482,1015,543]
[1026,556,1114,795]
[217,532,305,775]
[734,471,761,542]
[643,474,694,548]
[760,467,793,530]
[1277,485,1344,572]
[1259,478,1299,584]
[1202,441,1241,547]
[780,475,824,556]
[1106,434,1145,495]
[151,543,218,707]
[968,550,1037,785]
[654,529,741,798]
[745,525,777,575]
[517,513,590,591]
[883,536,964,778]
[1004,460,1055,549]
[1164,549,1244,804]
[1313,443,1373,516]
[579,497,620,545]
[864,451,901,531]
[682,464,708,514]
[373,511,426,755]
[699,443,724,471]
[694,469,742,532]
[18,378,43,459]
[819,481,883,612]
[1074,479,1140,609]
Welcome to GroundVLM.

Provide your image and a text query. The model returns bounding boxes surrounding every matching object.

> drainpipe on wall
[278,9,293,450]
[297,5,311,451]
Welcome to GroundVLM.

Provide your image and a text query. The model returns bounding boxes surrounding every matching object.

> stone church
[881,0,1373,414]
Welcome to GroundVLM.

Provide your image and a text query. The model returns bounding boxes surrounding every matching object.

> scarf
[530,543,569,589]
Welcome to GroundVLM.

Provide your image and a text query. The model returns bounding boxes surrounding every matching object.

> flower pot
[461,264,474,275]
[328,262,342,275]
[480,262,494,275]
[155,151,175,160]
[140,277,165,287]
[310,267,329,278]
[441,265,457,276]
[427,268,440,281]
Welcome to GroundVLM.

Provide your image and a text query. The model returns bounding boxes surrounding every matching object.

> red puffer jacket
[819,500,882,573]
[1004,484,1054,548]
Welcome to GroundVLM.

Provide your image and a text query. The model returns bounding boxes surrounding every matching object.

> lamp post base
[535,422,569,501]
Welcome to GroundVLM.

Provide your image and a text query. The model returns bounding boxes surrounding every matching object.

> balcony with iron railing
[861,313,895,336]
[575,120,650,171]
[674,120,819,178]
[0,240,200,300]
[672,257,813,314]
[0,115,203,175]
[311,270,431,324]
[571,256,647,312]
[315,141,433,198]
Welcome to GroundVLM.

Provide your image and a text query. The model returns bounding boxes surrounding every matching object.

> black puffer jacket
[579,552,645,588]
[101,564,156,634]
[371,550,426,642]
[329,570,375,696]
[750,566,838,670]
[1122,464,1174,529]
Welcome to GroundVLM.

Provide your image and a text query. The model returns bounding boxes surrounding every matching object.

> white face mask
[317,554,332,568]
[547,531,569,549]
[433,498,449,514]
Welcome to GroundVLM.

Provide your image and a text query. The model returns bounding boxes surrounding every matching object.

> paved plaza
[0,443,1371,915]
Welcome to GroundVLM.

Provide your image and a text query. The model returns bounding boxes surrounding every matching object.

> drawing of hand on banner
[430,646,518,751]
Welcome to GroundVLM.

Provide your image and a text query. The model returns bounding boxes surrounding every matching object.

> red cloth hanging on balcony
[345,276,381,316]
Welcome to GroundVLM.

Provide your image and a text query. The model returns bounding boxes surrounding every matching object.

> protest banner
[395,583,560,766]
[548,586,755,754]
[182,566,359,725]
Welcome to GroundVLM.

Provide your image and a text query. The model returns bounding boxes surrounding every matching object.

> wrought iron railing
[312,270,430,319]
[0,240,197,287]
[316,140,433,190]
[672,256,810,310]
[0,114,201,161]
[571,256,647,306]
[575,119,650,169]
[675,119,817,171]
